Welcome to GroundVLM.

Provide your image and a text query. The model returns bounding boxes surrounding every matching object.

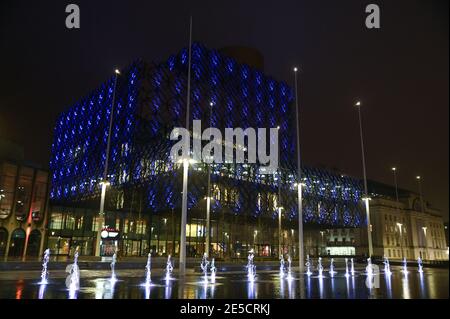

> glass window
[15,167,34,221]
[0,228,8,256]
[31,171,48,222]
[49,212,64,229]
[0,163,17,219]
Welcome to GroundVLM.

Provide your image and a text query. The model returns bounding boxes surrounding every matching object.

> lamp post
[354,101,373,257]
[95,68,120,257]
[397,222,404,259]
[320,231,325,256]
[416,176,425,213]
[293,67,305,272]
[205,101,213,257]
[276,125,283,258]
[278,206,283,257]
[422,226,428,260]
[179,16,193,277]
[391,167,400,204]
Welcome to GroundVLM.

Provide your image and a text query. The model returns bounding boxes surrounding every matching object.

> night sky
[0,0,448,220]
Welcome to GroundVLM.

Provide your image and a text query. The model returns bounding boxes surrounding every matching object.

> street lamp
[354,100,373,257]
[95,68,120,257]
[293,66,305,272]
[320,231,325,256]
[179,16,193,277]
[422,226,428,260]
[397,222,404,259]
[204,101,214,258]
[278,206,284,257]
[416,176,425,213]
[391,167,400,204]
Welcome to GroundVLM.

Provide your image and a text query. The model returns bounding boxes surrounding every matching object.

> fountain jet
[401,257,408,275]
[200,253,210,283]
[329,258,337,277]
[317,257,324,278]
[165,255,174,281]
[383,256,392,276]
[144,253,152,286]
[210,258,217,283]
[246,249,256,282]
[366,257,373,276]
[350,258,355,276]
[344,258,350,277]
[110,252,117,283]
[305,254,313,276]
[279,255,286,278]
[417,257,424,273]
[286,255,293,280]
[39,249,50,285]
[65,250,80,292]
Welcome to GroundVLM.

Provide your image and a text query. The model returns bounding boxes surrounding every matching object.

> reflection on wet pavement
[0,266,447,299]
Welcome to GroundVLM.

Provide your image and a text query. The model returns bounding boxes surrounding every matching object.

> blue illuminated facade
[49,43,364,257]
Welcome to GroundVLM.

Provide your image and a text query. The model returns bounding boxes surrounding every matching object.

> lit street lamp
[391,167,400,204]
[416,176,425,213]
[293,66,305,272]
[205,101,214,257]
[278,206,284,257]
[95,68,120,257]
[354,100,373,257]
[397,222,404,259]
[422,226,428,260]
[179,16,193,277]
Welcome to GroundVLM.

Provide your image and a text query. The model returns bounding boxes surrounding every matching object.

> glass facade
[47,43,365,257]
[0,160,49,259]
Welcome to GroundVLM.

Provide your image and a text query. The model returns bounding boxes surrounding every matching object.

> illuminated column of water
[144,253,152,286]
[246,249,256,282]
[329,258,337,277]
[165,255,174,281]
[39,249,50,285]
[210,258,217,283]
[305,254,312,276]
[350,258,355,276]
[401,257,408,275]
[344,258,350,277]
[317,257,324,278]
[366,257,373,276]
[287,255,293,280]
[384,256,392,276]
[417,257,423,273]
[110,252,117,283]
[200,253,209,283]
[279,255,286,278]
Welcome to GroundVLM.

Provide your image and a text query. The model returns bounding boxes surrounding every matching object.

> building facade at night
[0,139,50,260]
[366,182,447,261]
[47,43,365,258]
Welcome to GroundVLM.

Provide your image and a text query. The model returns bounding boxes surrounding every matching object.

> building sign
[100,227,120,239]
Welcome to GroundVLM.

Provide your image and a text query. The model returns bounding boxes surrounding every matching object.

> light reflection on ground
[0,266,447,299]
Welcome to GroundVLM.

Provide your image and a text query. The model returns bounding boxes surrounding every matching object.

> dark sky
[0,0,448,220]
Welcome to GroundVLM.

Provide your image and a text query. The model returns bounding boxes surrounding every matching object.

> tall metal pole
[205,102,213,257]
[294,67,304,272]
[179,16,193,276]
[392,167,399,204]
[392,167,402,258]
[355,101,373,257]
[417,176,428,260]
[95,69,120,257]
[416,176,425,213]
[277,126,282,258]
[397,223,404,259]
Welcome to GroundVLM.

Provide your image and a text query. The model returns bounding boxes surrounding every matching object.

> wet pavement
[0,265,447,299]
